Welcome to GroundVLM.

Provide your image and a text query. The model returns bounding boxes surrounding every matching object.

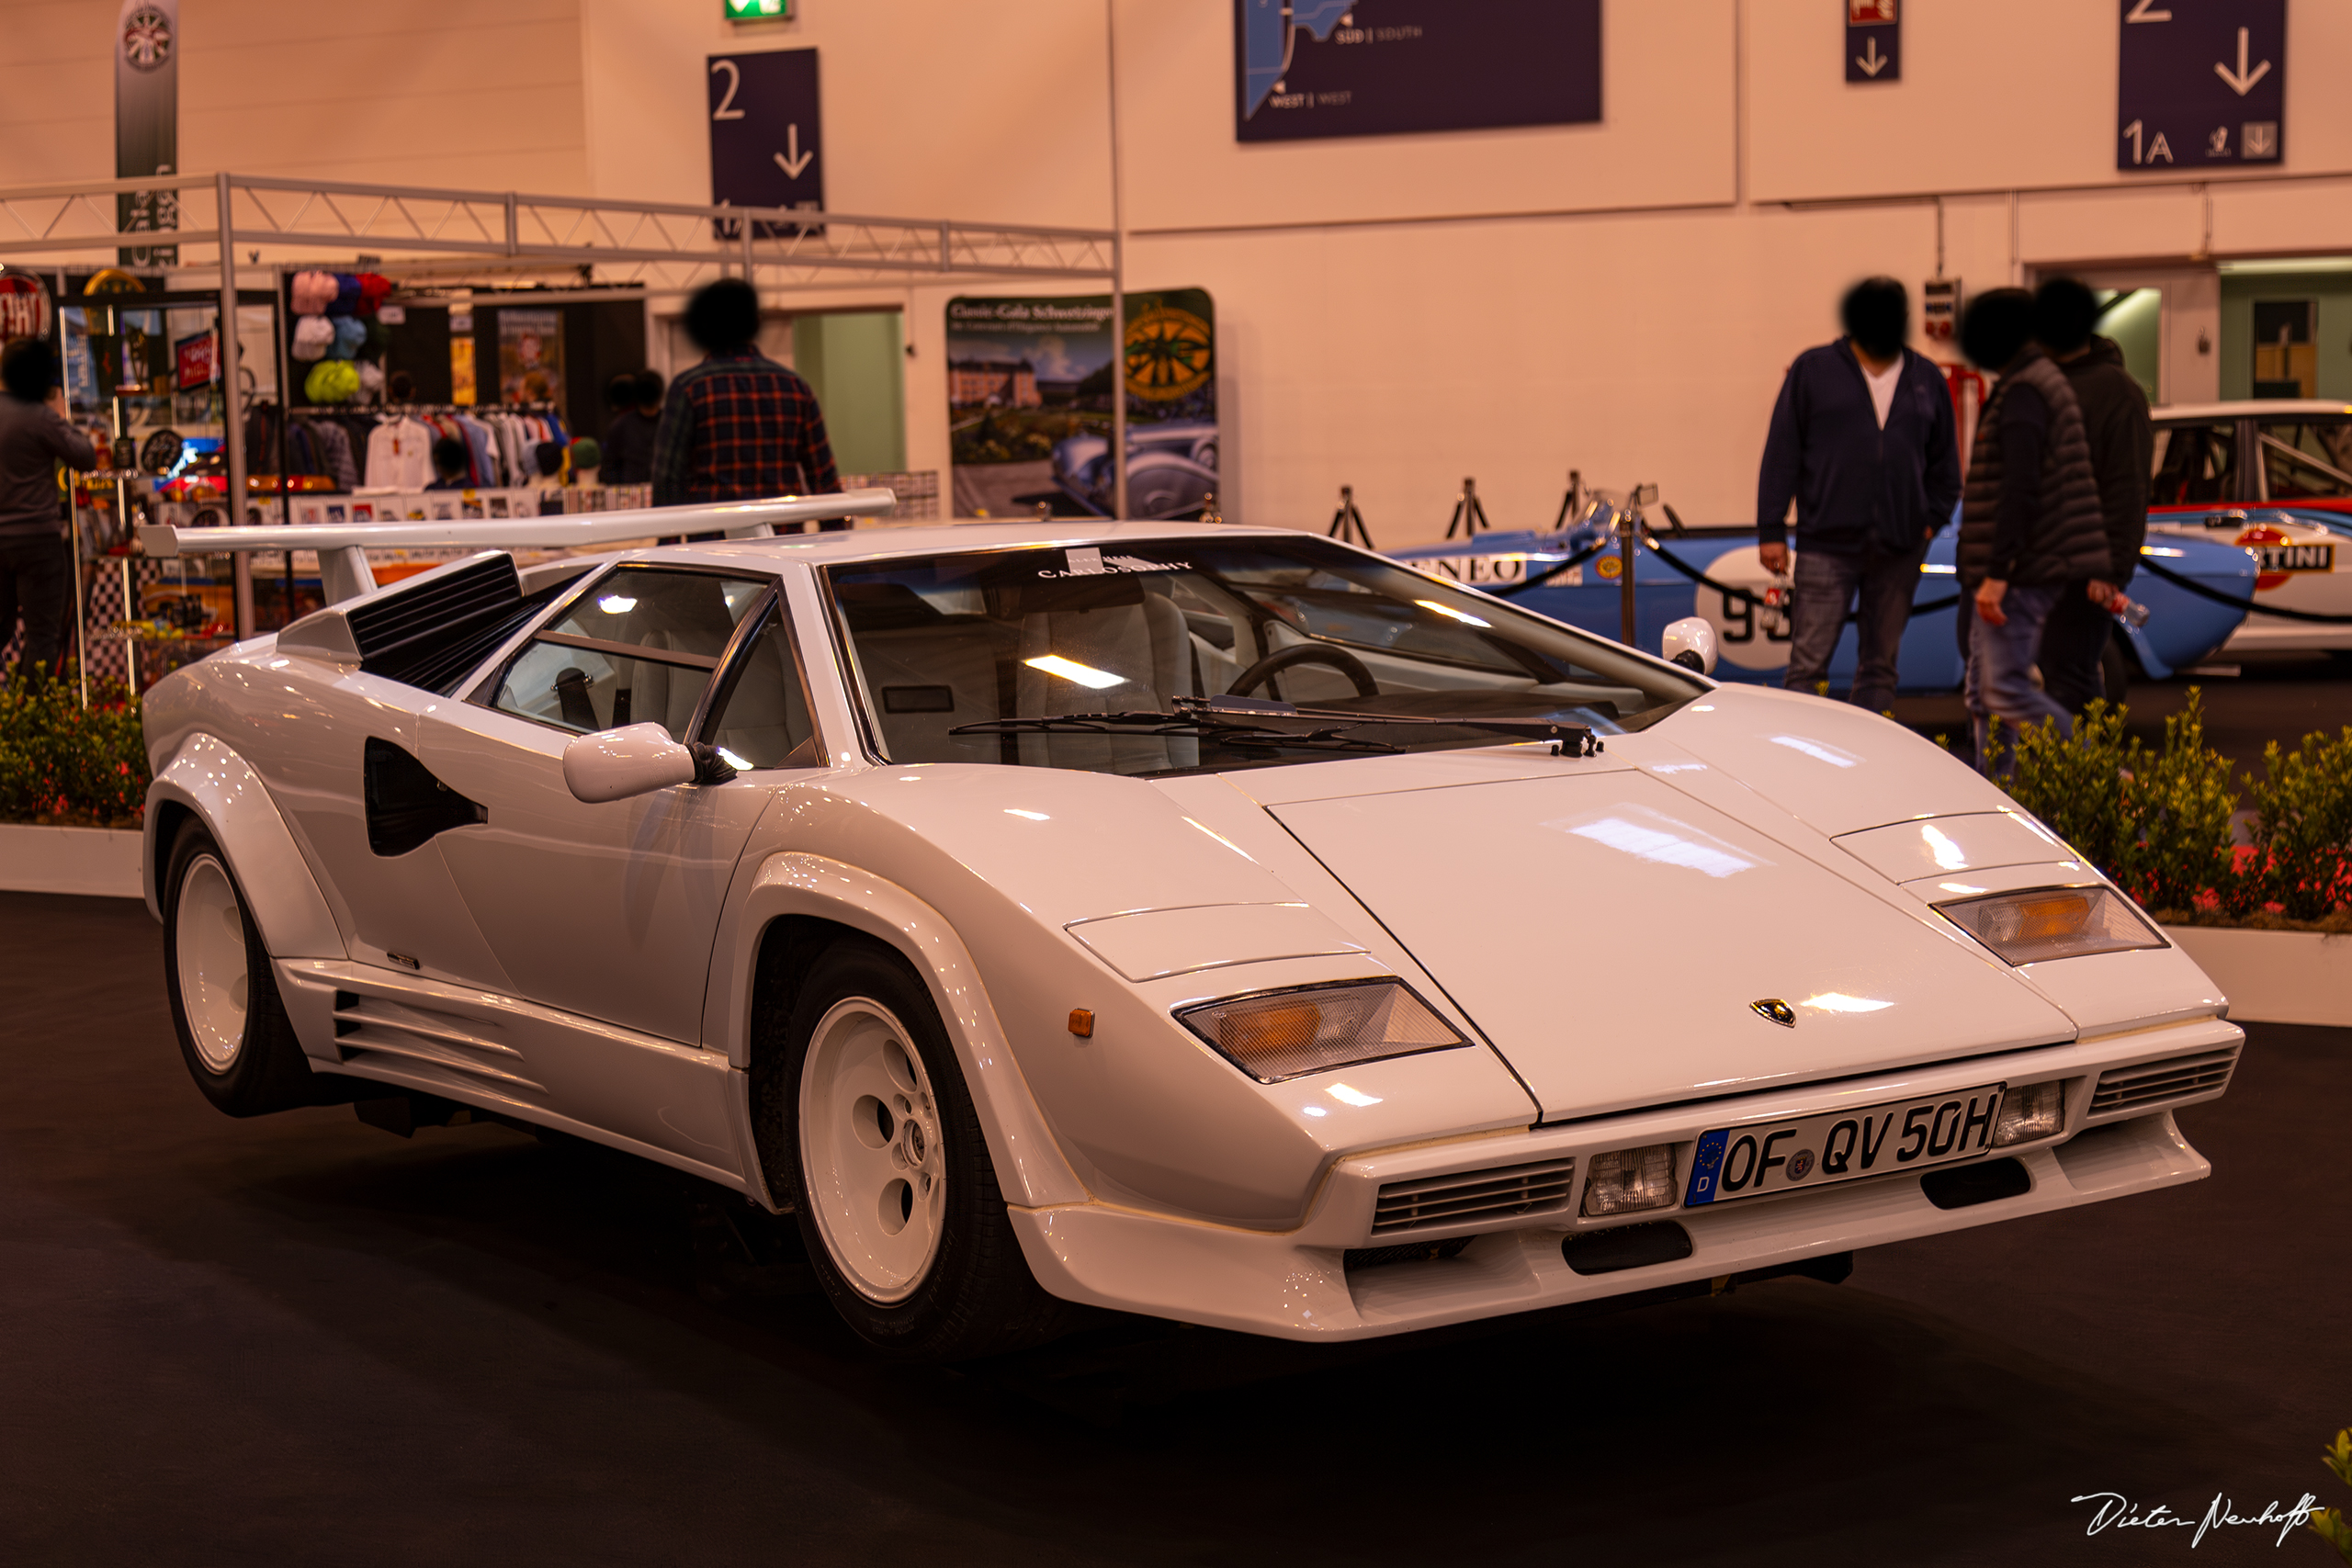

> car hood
[1267,766,2075,1120]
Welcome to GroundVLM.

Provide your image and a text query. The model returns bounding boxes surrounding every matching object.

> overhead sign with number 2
[2116,0,2284,172]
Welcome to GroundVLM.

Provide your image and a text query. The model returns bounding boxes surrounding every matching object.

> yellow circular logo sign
[1124,303,1212,402]
[1595,555,1623,580]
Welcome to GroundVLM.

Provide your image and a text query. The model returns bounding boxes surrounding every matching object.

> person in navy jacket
[1757,278,1962,713]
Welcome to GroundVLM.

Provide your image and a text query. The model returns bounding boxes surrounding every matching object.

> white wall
[11,0,2352,544]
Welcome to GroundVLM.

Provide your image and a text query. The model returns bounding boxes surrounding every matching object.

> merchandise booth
[0,171,1118,700]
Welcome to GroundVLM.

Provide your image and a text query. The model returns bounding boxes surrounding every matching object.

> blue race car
[1392,507,2256,697]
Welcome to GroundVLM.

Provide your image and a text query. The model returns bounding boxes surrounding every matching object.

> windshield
[823,537,1704,775]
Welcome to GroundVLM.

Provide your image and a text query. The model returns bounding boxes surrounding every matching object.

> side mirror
[1662,615,1718,675]
[562,723,698,803]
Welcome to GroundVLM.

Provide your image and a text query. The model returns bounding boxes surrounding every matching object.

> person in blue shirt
[1756,278,1962,713]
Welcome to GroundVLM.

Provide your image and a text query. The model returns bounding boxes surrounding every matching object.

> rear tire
[163,826,325,1117]
[752,939,1075,1361]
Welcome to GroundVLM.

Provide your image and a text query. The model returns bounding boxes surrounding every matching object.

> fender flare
[706,850,1090,1212]
[143,733,345,961]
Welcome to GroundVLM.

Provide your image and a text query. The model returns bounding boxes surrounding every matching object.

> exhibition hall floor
[4,667,2347,1565]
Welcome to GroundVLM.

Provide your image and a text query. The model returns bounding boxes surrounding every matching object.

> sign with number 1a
[2117,0,2285,172]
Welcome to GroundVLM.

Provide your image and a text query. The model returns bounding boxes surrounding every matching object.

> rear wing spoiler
[135,488,898,604]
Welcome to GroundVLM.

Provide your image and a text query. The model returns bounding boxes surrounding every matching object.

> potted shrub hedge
[0,677,149,897]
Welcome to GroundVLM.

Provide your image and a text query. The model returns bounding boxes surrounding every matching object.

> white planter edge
[2162,923,2352,1029]
[0,820,144,900]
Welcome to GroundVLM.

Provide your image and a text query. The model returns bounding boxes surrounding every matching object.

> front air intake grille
[2090,1045,2241,1117]
[1371,1157,1576,1235]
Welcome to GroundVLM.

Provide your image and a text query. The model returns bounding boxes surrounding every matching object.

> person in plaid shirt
[651,278,842,521]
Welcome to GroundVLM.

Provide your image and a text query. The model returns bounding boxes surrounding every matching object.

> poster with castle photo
[945,288,1216,521]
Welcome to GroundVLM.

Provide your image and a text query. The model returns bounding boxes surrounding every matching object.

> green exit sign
[724,0,788,17]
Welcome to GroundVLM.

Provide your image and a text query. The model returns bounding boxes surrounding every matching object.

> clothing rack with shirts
[359,402,571,491]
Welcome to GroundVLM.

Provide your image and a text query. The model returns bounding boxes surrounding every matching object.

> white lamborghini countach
[137,494,2241,1361]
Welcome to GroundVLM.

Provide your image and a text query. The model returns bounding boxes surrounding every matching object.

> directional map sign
[708,48,823,221]
[2117,0,2284,172]
[1234,0,1600,143]
[1846,1,1900,85]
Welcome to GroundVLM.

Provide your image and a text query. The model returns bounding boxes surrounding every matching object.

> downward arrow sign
[774,124,815,179]
[1855,37,1886,76]
[2214,27,2271,96]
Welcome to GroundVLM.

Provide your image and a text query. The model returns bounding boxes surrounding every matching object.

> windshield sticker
[1039,547,1188,579]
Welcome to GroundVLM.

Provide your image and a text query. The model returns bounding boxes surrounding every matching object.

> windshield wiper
[1173,695,1603,755]
[948,709,1404,753]
[948,697,1600,757]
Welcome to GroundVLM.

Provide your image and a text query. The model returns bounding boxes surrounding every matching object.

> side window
[2150,423,2237,505]
[490,568,769,741]
[706,608,819,770]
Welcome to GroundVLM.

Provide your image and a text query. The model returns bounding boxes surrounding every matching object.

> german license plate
[1683,1082,2007,1206]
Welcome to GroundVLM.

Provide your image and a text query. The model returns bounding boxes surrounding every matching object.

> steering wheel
[1226,642,1379,700]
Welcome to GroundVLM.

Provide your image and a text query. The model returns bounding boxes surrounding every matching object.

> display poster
[946,288,1216,521]
[174,328,215,391]
[0,274,51,348]
[114,0,178,265]
[1235,0,1599,142]
[498,310,562,408]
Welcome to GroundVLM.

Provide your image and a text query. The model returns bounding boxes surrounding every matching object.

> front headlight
[1176,980,1464,1083]
[1936,886,2163,965]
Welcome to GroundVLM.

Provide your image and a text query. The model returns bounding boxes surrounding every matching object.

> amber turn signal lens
[2009,894,2092,942]
[1068,1009,1094,1038]
[1176,981,1464,1083]
[1220,1002,1321,1059]
[1935,886,2163,966]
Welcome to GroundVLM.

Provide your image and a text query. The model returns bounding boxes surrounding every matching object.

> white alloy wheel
[797,995,948,1303]
[175,852,250,1073]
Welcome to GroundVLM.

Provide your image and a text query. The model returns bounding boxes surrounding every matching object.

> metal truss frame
[0,171,1125,637]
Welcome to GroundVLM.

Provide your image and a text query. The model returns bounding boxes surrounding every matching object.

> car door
[419,562,817,1044]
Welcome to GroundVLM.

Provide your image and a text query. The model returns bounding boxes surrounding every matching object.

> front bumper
[1008,1017,2237,1340]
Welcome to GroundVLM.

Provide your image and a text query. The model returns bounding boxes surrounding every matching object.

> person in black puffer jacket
[1956,288,2111,775]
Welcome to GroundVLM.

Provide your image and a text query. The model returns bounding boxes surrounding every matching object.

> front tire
[754,940,1073,1361]
[163,826,324,1117]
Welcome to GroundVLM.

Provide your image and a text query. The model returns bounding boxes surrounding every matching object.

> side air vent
[331,994,544,1095]
[345,553,526,693]
[363,738,487,855]
[2089,1045,2241,1118]
[1371,1157,1577,1236]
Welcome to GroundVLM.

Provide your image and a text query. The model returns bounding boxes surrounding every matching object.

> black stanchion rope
[2134,554,2352,625]
[1642,537,1959,618]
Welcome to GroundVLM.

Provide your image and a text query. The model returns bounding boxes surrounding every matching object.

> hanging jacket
[1958,350,2111,591]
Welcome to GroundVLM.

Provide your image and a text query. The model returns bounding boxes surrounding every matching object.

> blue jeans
[1965,583,2069,775]
[1783,544,1927,714]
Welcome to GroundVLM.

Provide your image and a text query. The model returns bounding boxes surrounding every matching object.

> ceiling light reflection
[1800,992,1894,1014]
[1920,823,1968,871]
[1327,1083,1383,1107]
[1415,599,1492,627]
[1555,806,1766,879]
[1023,654,1125,689]
[1004,808,1049,821]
